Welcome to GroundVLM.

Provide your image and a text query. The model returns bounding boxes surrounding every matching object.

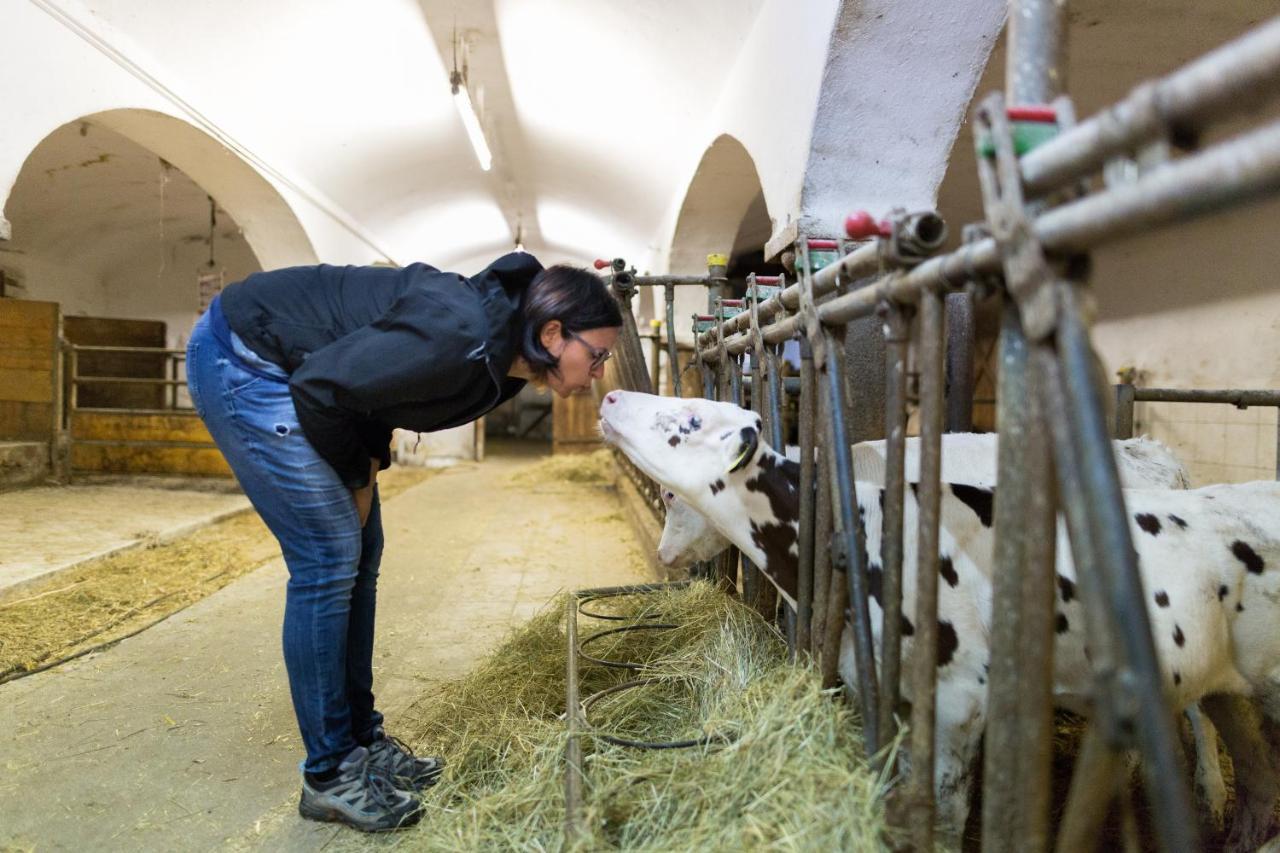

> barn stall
[0,1,1278,850]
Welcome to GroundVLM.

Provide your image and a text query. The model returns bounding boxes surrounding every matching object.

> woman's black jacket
[218,252,541,488]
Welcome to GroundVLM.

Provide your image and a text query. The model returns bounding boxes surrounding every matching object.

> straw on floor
[353,581,890,852]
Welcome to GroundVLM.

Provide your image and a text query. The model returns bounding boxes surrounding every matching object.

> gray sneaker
[365,729,445,792]
[298,745,423,832]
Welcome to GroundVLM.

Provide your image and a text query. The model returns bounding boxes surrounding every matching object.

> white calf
[600,391,1279,846]
[655,433,1189,570]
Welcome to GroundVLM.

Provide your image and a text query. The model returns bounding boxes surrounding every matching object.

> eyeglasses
[566,330,613,372]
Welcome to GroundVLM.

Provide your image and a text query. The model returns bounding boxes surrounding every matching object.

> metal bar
[944,291,976,432]
[1114,383,1137,438]
[1054,724,1124,853]
[811,351,834,662]
[1055,285,1199,852]
[564,594,583,843]
[664,283,681,397]
[907,287,945,848]
[698,242,881,349]
[739,376,802,395]
[630,275,712,287]
[731,355,759,611]
[878,304,910,760]
[1018,345,1059,851]
[1006,0,1065,105]
[1129,387,1280,406]
[796,335,817,658]
[649,332,661,395]
[823,324,880,756]
[1021,17,1280,196]
[983,303,1034,852]
[706,119,1280,356]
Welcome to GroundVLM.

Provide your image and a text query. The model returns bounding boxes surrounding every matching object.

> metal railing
[595,7,1280,850]
[1114,384,1280,480]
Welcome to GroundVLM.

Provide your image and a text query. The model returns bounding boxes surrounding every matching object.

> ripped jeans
[186,306,384,774]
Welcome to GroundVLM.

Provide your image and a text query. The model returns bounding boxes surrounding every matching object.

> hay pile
[361,582,888,852]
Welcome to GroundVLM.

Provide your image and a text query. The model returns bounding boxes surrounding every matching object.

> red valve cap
[845,211,890,239]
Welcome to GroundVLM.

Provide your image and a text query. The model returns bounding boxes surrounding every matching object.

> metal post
[878,303,911,756]
[796,335,817,657]
[945,291,976,432]
[1114,382,1136,439]
[823,323,880,757]
[731,354,759,610]
[907,286,945,848]
[811,357,836,663]
[649,331,661,396]
[664,283,681,397]
[564,595,583,842]
[1054,284,1198,852]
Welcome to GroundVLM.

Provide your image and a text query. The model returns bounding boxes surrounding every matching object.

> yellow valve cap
[706,253,729,267]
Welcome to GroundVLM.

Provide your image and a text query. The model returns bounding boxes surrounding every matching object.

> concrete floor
[0,477,250,594]
[0,443,649,851]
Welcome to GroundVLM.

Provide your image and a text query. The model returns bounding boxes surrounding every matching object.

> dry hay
[0,465,436,682]
[340,582,888,852]
[509,448,617,488]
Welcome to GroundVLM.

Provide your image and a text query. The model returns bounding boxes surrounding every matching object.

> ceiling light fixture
[451,32,492,172]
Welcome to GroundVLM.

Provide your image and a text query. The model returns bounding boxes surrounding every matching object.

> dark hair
[519,264,623,378]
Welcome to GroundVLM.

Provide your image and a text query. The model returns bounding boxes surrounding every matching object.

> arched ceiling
[33,0,768,273]
[12,0,1275,278]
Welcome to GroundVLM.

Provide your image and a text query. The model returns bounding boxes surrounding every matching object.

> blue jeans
[187,308,384,774]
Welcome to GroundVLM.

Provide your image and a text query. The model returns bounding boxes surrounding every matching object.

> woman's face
[539,320,621,397]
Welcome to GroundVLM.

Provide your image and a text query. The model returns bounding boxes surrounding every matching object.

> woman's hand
[351,458,379,527]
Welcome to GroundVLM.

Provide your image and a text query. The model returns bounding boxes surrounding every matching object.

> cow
[599,390,1280,849]
[655,432,1190,572]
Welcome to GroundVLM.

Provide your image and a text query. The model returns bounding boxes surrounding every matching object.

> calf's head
[598,391,763,500]
[657,488,731,568]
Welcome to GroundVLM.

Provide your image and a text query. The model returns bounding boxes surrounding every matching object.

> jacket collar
[467,251,544,376]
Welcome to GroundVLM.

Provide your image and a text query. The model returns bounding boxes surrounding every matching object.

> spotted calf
[600,391,1279,846]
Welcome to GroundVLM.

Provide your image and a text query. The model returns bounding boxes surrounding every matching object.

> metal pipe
[564,595,583,841]
[664,283,681,397]
[825,325,881,756]
[1018,346,1059,851]
[763,350,786,450]
[1114,383,1137,438]
[878,304,910,757]
[1021,17,1280,196]
[649,331,661,395]
[706,119,1280,355]
[697,242,881,349]
[1129,387,1280,406]
[1006,0,1066,105]
[811,354,835,662]
[1055,286,1199,852]
[907,287,945,848]
[944,291,976,432]
[796,335,817,657]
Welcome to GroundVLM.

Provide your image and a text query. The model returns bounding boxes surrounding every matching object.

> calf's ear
[726,426,759,473]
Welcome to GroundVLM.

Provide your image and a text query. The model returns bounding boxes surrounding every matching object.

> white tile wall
[1134,401,1278,486]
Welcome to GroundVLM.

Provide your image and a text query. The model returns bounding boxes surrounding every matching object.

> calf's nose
[604,392,619,405]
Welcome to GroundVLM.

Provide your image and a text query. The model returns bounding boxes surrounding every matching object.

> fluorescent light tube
[452,76,492,172]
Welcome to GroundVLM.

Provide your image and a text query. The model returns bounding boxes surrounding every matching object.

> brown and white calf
[600,390,1280,848]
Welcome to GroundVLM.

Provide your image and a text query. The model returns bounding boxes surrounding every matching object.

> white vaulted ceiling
[22,0,767,274]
